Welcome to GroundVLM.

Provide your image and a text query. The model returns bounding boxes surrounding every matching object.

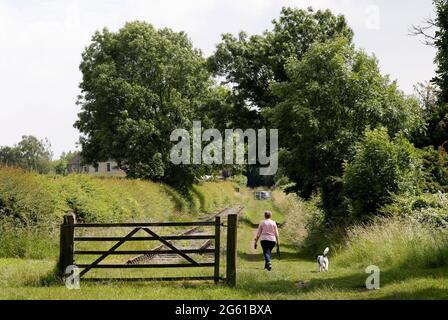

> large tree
[433,0,448,103]
[268,38,423,216]
[411,1,448,149]
[208,7,354,128]
[75,22,213,190]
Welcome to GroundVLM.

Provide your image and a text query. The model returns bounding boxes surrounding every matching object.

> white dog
[316,247,330,272]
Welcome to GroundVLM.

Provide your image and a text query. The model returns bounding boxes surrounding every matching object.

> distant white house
[67,154,125,176]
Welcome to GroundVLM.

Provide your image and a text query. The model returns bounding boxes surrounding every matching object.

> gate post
[59,212,76,278]
[214,216,221,284]
[226,213,238,287]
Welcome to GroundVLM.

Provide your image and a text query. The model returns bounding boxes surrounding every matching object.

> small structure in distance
[255,191,271,200]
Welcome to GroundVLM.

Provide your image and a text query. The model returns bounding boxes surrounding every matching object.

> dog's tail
[323,247,330,256]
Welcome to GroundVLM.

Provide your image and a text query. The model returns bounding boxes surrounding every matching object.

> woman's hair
[264,211,272,219]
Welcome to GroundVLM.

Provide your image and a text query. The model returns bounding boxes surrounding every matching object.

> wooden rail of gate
[59,212,238,286]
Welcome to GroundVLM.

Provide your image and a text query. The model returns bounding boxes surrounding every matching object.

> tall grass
[334,217,448,270]
[273,188,448,270]
[0,220,58,259]
[271,191,310,245]
[270,192,341,254]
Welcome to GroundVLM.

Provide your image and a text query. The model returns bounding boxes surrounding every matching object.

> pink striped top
[256,219,279,242]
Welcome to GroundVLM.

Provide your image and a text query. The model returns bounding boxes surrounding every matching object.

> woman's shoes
[267,263,272,271]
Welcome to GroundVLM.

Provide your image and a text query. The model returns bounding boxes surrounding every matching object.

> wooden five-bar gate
[59,211,238,286]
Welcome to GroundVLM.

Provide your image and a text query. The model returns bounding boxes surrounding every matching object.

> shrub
[54,175,121,222]
[382,192,448,228]
[343,128,422,218]
[0,167,63,226]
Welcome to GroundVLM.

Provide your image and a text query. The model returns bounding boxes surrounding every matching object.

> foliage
[52,151,79,175]
[75,21,213,190]
[209,7,353,128]
[0,167,62,259]
[0,167,63,226]
[246,166,275,188]
[412,83,448,148]
[419,146,448,193]
[433,0,448,104]
[413,81,439,114]
[230,174,248,187]
[269,38,423,215]
[206,7,355,183]
[272,191,316,248]
[412,2,448,150]
[52,160,67,176]
[343,128,422,218]
[382,192,448,228]
[0,136,53,174]
[420,103,448,148]
[0,220,58,259]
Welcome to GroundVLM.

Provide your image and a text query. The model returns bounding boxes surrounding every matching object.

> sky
[0,0,438,158]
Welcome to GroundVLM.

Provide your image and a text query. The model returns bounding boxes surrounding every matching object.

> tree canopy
[433,0,448,103]
[75,21,213,189]
[208,7,354,128]
[0,136,53,174]
[268,38,423,214]
[411,1,448,149]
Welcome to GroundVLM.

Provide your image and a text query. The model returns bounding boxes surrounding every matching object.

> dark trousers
[260,240,276,267]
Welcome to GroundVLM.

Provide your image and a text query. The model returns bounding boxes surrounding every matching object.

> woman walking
[254,211,279,271]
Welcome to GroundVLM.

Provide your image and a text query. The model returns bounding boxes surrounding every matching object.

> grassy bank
[0,166,245,259]
[334,217,448,270]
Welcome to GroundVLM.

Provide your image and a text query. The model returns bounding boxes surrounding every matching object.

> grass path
[1,216,448,299]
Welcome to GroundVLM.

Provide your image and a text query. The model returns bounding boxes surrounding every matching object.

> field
[1,167,448,300]
[2,222,448,300]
